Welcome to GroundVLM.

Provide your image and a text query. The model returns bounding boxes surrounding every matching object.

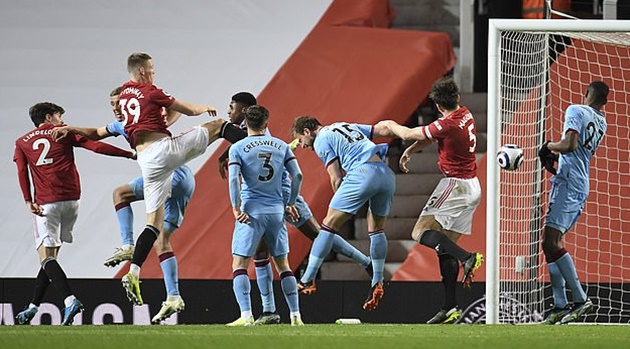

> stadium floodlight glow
[487,18,630,325]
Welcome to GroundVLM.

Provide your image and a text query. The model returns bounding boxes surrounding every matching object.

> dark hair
[588,81,609,106]
[291,116,322,137]
[429,77,460,110]
[127,52,152,73]
[245,105,269,131]
[29,102,65,127]
[110,86,122,97]
[232,92,257,107]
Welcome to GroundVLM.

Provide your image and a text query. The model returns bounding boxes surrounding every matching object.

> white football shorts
[420,177,481,235]
[137,126,209,213]
[33,200,80,249]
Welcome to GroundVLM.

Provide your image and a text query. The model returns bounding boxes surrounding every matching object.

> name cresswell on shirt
[243,139,283,153]
[22,129,53,142]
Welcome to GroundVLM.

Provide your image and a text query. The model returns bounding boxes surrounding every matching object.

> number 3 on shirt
[257,152,274,182]
[119,97,141,125]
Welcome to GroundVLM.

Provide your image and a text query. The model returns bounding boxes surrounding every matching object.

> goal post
[487,19,630,324]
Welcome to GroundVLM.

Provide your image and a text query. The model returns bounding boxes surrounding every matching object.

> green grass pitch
[1,324,630,349]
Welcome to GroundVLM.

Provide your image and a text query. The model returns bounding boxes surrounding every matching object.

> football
[497,144,524,171]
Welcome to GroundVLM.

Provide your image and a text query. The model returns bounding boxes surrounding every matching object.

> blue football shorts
[232,213,288,258]
[128,165,195,233]
[545,179,587,234]
[329,161,395,216]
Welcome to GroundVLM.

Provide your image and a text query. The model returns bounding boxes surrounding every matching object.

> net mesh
[497,30,630,324]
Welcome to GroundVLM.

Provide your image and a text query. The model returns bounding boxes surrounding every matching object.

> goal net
[486,19,630,324]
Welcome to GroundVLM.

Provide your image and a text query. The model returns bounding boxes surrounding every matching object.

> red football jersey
[14,124,134,204]
[14,123,84,204]
[421,106,477,179]
[119,80,174,148]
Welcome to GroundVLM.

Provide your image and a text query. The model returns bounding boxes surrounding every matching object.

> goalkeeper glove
[538,141,558,175]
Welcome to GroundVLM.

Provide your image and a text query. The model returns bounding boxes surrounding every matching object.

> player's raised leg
[105,182,142,267]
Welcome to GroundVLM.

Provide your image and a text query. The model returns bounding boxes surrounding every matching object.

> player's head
[29,102,65,127]
[109,86,124,122]
[127,52,154,84]
[229,92,257,125]
[585,81,609,109]
[429,77,460,113]
[244,105,269,132]
[291,116,322,150]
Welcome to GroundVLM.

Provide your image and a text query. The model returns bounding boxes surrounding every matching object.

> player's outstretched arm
[376,120,426,141]
[399,139,432,174]
[76,136,135,159]
[168,99,217,117]
[165,109,182,127]
[372,121,397,138]
[52,125,110,141]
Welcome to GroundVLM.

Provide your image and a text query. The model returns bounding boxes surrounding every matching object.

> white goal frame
[486,18,630,324]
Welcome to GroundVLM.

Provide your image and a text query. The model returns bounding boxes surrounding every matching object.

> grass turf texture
[1,324,629,349]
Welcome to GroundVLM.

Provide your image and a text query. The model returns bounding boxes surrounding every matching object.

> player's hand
[26,201,44,217]
[207,105,218,117]
[399,150,411,174]
[218,157,229,180]
[233,207,249,224]
[51,127,70,142]
[285,205,299,223]
[538,141,558,175]
[374,120,396,138]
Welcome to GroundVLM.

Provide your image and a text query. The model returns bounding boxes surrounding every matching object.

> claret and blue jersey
[228,134,299,216]
[314,122,387,172]
[555,104,607,194]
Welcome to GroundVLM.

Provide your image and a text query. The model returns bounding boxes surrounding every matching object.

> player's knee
[112,186,125,204]
[418,229,439,246]
[411,229,422,242]
[541,227,562,255]
[298,224,319,241]
[322,216,347,231]
[254,249,269,260]
[412,218,437,242]
[40,256,56,267]
[112,185,134,205]
[232,257,249,270]
[272,256,289,272]
[155,232,172,251]
[541,239,560,256]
